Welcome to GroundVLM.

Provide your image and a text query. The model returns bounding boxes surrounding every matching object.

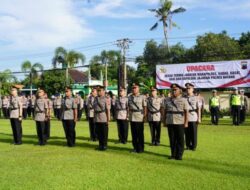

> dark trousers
[36,121,46,145]
[22,108,27,119]
[240,107,246,124]
[10,118,22,144]
[44,120,51,140]
[185,122,198,150]
[31,108,35,118]
[232,105,241,125]
[96,122,108,149]
[27,106,31,117]
[3,108,9,118]
[149,121,161,144]
[167,124,185,159]
[88,117,97,141]
[117,119,129,143]
[55,109,61,120]
[210,106,219,125]
[62,120,76,147]
[77,108,83,120]
[130,122,144,152]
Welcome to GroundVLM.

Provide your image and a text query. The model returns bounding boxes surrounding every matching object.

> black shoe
[175,157,183,160]
[14,142,22,145]
[155,142,160,146]
[192,148,196,151]
[130,149,137,153]
[168,156,175,160]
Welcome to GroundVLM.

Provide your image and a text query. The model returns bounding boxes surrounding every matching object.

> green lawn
[0,117,249,190]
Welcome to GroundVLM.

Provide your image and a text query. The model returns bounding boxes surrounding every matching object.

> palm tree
[149,0,186,51]
[0,69,16,96]
[52,47,85,85]
[21,61,44,96]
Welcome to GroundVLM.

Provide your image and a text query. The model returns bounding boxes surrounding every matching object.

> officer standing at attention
[2,96,10,118]
[21,94,28,119]
[209,90,220,125]
[54,95,62,120]
[239,89,249,124]
[30,95,36,118]
[162,84,188,160]
[230,88,241,126]
[61,87,78,147]
[87,88,98,141]
[115,87,129,144]
[147,86,163,146]
[44,93,53,140]
[184,83,201,151]
[128,83,147,153]
[9,86,23,145]
[34,88,48,145]
[93,86,110,151]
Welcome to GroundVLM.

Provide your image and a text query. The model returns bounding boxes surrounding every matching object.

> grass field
[0,117,249,190]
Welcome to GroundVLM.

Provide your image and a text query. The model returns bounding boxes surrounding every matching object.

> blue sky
[0,0,249,78]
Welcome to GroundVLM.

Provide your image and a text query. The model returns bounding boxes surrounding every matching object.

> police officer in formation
[2,96,9,118]
[239,89,249,124]
[44,93,53,140]
[34,88,49,145]
[30,95,36,118]
[128,83,147,153]
[115,87,129,144]
[230,88,241,126]
[162,84,188,160]
[209,90,220,125]
[147,86,162,146]
[184,83,201,151]
[21,94,28,119]
[61,86,78,147]
[53,94,62,120]
[75,93,84,121]
[93,86,110,151]
[9,86,23,145]
[87,88,98,141]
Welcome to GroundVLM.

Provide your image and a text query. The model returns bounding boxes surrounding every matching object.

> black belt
[10,108,18,110]
[189,110,197,113]
[149,110,160,114]
[166,111,184,115]
[95,110,105,114]
[131,109,143,112]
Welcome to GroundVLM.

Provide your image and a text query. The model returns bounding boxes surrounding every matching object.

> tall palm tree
[52,47,85,85]
[149,0,186,51]
[21,61,44,95]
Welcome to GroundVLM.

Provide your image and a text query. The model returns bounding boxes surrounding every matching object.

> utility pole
[116,38,132,93]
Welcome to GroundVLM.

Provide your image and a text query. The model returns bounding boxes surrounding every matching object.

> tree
[193,32,242,62]
[0,69,16,96]
[239,32,250,59]
[149,0,186,51]
[21,60,43,95]
[52,47,85,85]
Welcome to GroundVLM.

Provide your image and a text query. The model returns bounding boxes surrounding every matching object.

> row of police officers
[7,83,202,161]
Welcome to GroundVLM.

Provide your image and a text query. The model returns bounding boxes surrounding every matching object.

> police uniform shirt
[164,96,189,125]
[147,96,162,122]
[186,95,200,122]
[87,95,95,118]
[31,97,36,108]
[79,98,84,110]
[9,96,22,118]
[93,96,110,123]
[55,98,62,108]
[22,97,28,108]
[61,97,77,120]
[2,98,9,108]
[34,98,48,121]
[128,94,147,122]
[115,96,128,120]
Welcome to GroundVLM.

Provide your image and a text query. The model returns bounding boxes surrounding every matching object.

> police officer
[209,90,220,125]
[128,83,147,153]
[184,83,201,151]
[21,94,28,119]
[54,94,62,120]
[30,95,36,118]
[93,86,110,151]
[44,93,53,140]
[61,87,78,147]
[87,88,98,141]
[147,86,162,146]
[239,89,249,124]
[162,83,188,160]
[76,93,84,121]
[34,88,48,145]
[2,96,9,118]
[230,88,241,126]
[115,87,129,144]
[9,86,23,145]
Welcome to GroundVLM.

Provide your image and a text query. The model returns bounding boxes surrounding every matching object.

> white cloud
[0,0,93,50]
